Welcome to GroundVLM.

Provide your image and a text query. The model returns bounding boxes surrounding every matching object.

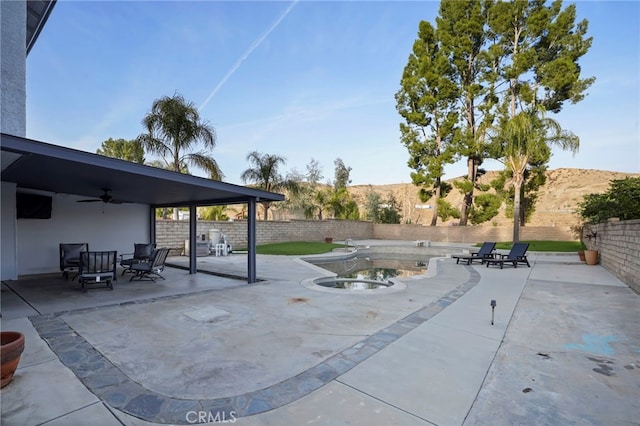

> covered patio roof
[1,133,284,207]
[1,133,284,283]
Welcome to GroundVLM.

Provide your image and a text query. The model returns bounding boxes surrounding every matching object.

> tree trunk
[519,191,526,226]
[262,202,270,220]
[459,157,477,226]
[512,179,523,243]
[430,179,441,227]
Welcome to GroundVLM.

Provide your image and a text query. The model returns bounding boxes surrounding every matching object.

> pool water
[308,255,429,280]
[315,278,393,290]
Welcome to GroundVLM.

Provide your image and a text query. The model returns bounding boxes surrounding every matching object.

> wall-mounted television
[16,193,52,219]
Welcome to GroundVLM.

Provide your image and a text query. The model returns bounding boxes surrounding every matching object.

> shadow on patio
[1,263,249,320]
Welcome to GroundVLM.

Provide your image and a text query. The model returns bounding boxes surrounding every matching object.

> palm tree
[492,110,579,242]
[198,205,228,221]
[137,93,223,180]
[313,188,331,220]
[240,151,298,220]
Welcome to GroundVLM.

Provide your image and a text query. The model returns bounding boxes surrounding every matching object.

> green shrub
[578,177,640,223]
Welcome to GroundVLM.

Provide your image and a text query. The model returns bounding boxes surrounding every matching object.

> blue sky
[27,0,639,186]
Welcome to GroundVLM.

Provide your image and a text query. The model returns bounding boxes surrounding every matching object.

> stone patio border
[29,266,481,424]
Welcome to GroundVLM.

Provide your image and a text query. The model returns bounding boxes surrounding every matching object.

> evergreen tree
[396,20,459,226]
[486,0,592,241]
[333,158,352,190]
[398,0,593,238]
[437,0,495,226]
[96,138,145,164]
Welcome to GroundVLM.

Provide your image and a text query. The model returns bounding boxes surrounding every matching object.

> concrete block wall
[157,219,573,251]
[372,224,573,243]
[584,219,640,294]
[156,219,372,252]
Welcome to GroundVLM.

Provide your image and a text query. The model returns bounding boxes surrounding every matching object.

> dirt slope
[347,168,639,227]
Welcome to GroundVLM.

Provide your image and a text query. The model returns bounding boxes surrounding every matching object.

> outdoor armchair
[451,242,496,265]
[59,243,88,280]
[129,248,170,282]
[78,250,117,292]
[120,243,156,276]
[485,242,530,269]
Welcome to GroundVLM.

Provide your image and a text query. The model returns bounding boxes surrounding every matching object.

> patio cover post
[248,198,257,283]
[149,206,156,246]
[189,204,197,274]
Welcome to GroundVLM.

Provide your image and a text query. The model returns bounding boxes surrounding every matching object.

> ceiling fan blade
[77,188,126,204]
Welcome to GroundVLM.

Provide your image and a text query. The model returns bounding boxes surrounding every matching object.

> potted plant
[578,242,586,262]
[583,227,599,265]
[584,247,598,265]
[1,331,25,388]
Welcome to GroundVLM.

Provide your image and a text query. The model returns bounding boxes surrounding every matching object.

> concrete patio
[1,241,638,425]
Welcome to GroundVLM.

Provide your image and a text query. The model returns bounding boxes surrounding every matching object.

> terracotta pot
[585,250,599,265]
[1,331,25,388]
[578,250,586,262]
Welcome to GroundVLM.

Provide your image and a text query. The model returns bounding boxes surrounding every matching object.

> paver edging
[28,265,481,424]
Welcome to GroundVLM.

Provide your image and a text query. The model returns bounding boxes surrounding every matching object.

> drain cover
[182,307,231,322]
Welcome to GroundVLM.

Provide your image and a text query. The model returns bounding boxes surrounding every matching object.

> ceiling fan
[77,188,123,204]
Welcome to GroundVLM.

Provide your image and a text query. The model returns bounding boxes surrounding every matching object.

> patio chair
[78,250,117,292]
[119,243,156,276]
[212,233,233,256]
[451,242,496,265]
[129,248,170,282]
[485,242,530,269]
[59,243,88,280]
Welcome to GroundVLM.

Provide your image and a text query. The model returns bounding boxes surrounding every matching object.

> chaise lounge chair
[452,242,496,265]
[485,242,530,269]
[129,248,170,282]
[78,250,117,292]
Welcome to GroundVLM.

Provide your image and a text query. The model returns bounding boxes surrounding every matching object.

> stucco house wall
[1,1,27,280]
[15,191,150,276]
[1,182,19,279]
[1,0,26,137]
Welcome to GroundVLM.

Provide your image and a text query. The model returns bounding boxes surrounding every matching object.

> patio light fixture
[490,299,497,325]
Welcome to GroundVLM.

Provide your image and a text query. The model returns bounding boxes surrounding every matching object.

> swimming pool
[306,253,430,280]
[314,277,394,290]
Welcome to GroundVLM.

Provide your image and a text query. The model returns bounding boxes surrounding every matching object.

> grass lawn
[238,240,583,256]
[492,240,584,252]
[254,242,345,255]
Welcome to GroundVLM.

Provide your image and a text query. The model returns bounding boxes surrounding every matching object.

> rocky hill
[347,168,639,228]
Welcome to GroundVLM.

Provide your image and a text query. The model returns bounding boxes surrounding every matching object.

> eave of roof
[1,133,285,207]
[26,0,57,55]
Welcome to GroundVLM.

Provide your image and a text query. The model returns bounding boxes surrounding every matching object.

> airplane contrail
[199,0,299,112]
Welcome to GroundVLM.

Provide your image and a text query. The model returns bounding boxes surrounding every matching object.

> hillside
[347,168,639,227]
